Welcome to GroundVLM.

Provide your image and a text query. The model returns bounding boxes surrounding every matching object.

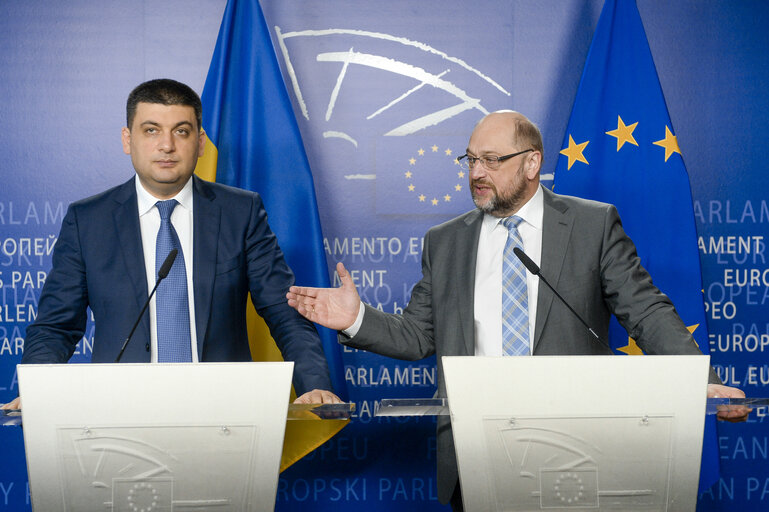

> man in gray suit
[287,111,747,510]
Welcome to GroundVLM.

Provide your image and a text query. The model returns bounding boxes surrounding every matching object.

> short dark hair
[126,79,202,131]
[512,116,545,168]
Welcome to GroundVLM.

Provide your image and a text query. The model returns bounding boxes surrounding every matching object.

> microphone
[114,249,178,363]
[513,247,607,345]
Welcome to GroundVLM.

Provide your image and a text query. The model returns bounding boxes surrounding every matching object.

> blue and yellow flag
[553,0,718,493]
[195,0,347,471]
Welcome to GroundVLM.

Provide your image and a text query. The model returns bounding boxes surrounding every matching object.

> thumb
[336,262,353,289]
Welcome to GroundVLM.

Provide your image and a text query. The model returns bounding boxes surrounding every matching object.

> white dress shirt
[474,186,543,356]
[135,176,199,362]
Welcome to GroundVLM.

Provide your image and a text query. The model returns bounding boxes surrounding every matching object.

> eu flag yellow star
[616,324,699,355]
[605,115,639,151]
[559,135,589,170]
[653,126,682,162]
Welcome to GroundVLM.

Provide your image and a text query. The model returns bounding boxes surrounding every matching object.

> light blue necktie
[501,216,529,356]
[155,199,192,362]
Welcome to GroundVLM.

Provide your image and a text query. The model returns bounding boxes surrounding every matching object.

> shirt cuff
[342,301,366,338]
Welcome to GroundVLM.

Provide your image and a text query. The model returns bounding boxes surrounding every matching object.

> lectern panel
[443,355,709,511]
[19,363,292,512]
[482,415,673,510]
[56,424,259,511]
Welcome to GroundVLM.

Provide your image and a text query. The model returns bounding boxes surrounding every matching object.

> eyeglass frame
[456,148,534,171]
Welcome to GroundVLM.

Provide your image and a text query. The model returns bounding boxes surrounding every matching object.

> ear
[198,129,206,157]
[525,151,542,180]
[121,127,131,155]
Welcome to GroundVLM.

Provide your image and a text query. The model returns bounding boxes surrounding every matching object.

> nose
[157,131,175,152]
[469,161,487,180]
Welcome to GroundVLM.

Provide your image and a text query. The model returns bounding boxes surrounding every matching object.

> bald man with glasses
[287,110,747,511]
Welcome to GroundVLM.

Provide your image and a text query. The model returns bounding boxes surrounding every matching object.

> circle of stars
[404,144,464,206]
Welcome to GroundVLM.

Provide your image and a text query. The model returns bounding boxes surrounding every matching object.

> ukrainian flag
[554,0,719,493]
[195,0,347,471]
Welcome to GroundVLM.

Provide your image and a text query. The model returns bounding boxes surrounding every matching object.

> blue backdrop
[1,1,767,510]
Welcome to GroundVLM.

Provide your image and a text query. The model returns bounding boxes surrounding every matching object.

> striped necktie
[501,216,529,356]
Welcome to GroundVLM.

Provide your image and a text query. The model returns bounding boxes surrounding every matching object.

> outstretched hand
[287,262,361,331]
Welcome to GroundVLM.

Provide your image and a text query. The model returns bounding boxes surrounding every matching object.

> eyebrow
[140,120,194,129]
[465,150,500,157]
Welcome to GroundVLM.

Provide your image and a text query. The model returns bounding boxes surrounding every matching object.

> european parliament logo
[376,136,474,214]
[271,19,511,216]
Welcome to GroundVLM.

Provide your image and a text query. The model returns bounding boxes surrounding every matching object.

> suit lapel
[533,187,573,351]
[112,180,150,338]
[192,176,221,358]
[457,210,483,356]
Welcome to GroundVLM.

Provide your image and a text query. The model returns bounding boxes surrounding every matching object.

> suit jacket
[343,185,717,504]
[23,175,332,395]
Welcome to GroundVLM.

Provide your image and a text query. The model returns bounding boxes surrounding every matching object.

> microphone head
[513,247,540,275]
[158,249,178,280]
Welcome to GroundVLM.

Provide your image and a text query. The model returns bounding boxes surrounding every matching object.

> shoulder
[66,178,135,215]
[426,209,482,237]
[544,186,617,220]
[192,175,267,216]
[193,175,261,203]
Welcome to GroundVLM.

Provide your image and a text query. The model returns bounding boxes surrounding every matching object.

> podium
[18,362,294,511]
[381,355,714,511]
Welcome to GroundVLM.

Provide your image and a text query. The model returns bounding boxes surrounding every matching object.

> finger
[318,391,343,404]
[720,413,749,423]
[717,405,751,422]
[1,397,20,410]
[337,262,354,289]
[288,286,319,299]
[293,391,314,404]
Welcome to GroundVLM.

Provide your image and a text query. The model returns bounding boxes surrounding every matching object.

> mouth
[472,180,493,196]
[155,159,178,168]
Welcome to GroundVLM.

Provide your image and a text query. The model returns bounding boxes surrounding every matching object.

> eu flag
[553,0,718,493]
[195,0,347,470]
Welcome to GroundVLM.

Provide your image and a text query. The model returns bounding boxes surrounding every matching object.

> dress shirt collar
[135,175,194,216]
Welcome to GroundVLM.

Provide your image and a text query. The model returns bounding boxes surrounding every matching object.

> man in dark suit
[9,78,338,406]
[286,111,747,509]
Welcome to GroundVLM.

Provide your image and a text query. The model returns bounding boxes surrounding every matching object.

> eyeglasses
[456,149,534,171]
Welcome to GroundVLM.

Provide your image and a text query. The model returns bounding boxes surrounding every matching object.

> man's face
[467,115,536,218]
[469,157,528,217]
[121,102,205,199]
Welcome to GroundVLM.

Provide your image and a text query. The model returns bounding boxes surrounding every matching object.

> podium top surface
[371,397,768,417]
[3,398,760,425]
[1,402,355,427]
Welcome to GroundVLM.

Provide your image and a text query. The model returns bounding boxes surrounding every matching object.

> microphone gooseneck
[513,247,606,345]
[114,249,178,363]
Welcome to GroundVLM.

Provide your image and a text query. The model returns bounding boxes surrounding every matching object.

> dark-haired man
[287,110,746,510]
[5,78,338,407]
